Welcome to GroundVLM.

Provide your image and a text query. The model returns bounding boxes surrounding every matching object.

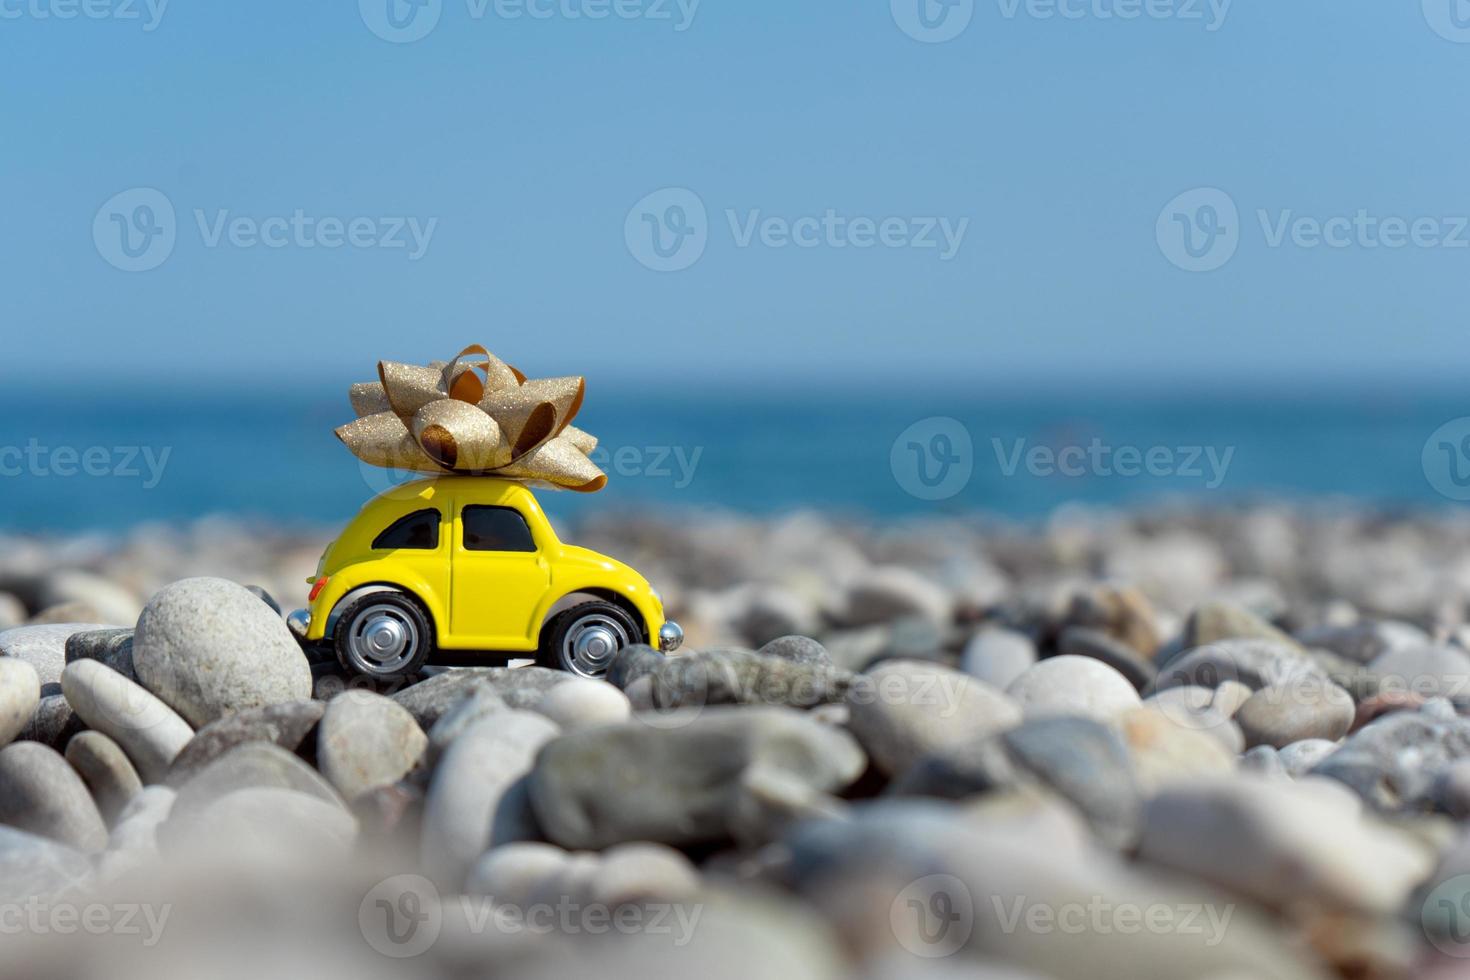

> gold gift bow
[335,344,607,492]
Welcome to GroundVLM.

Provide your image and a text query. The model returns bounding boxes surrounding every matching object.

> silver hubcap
[346,603,420,675]
[560,613,631,679]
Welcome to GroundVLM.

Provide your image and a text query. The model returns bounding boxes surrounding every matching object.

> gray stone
[132,577,312,728]
[96,785,175,881]
[65,731,142,824]
[533,677,630,731]
[1240,744,1287,777]
[0,825,91,902]
[0,658,39,748]
[1138,773,1434,914]
[1278,738,1339,778]
[426,685,509,763]
[1297,620,1430,665]
[530,706,864,851]
[1057,627,1157,691]
[466,841,572,901]
[609,645,852,713]
[845,660,1021,776]
[1235,681,1354,749]
[167,741,344,828]
[1311,711,1470,811]
[1117,707,1237,791]
[169,787,358,865]
[1183,601,1299,650]
[587,841,701,905]
[1153,639,1328,694]
[19,693,84,750]
[840,567,952,628]
[0,742,107,851]
[959,628,1036,690]
[0,623,114,691]
[393,666,567,728]
[61,658,194,784]
[1430,758,1470,818]
[165,700,325,787]
[64,628,136,680]
[891,716,1143,849]
[1006,655,1141,722]
[757,635,832,667]
[422,710,560,888]
[1368,644,1470,700]
[317,690,427,802]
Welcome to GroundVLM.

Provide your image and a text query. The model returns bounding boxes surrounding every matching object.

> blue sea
[0,384,1467,532]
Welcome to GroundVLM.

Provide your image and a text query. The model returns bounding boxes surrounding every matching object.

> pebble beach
[4,503,1470,978]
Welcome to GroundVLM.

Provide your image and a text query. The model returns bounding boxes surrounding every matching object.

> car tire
[334,591,434,680]
[539,601,643,680]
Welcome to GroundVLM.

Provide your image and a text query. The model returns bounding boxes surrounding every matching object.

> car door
[449,501,552,650]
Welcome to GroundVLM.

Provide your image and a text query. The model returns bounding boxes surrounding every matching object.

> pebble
[1312,710,1470,811]
[466,840,572,901]
[529,706,864,850]
[1182,600,1300,650]
[1240,744,1287,777]
[1430,758,1470,818]
[1368,644,1470,701]
[20,693,84,750]
[840,566,952,628]
[165,700,326,787]
[729,588,820,646]
[422,710,560,887]
[1137,773,1433,914]
[0,593,26,631]
[95,785,175,881]
[1064,583,1161,658]
[1154,638,1327,693]
[533,677,630,731]
[757,635,832,667]
[587,841,702,906]
[170,787,358,866]
[64,627,136,680]
[316,690,427,801]
[0,658,40,748]
[1278,738,1339,778]
[392,666,566,727]
[1234,680,1355,749]
[0,622,114,691]
[65,731,142,823]
[0,824,91,903]
[1118,707,1236,791]
[1056,626,1157,690]
[1005,655,1141,722]
[619,644,853,713]
[1297,620,1430,665]
[844,660,1021,776]
[60,658,195,784]
[0,742,108,851]
[167,741,344,827]
[959,627,1036,690]
[132,577,312,727]
[426,685,508,761]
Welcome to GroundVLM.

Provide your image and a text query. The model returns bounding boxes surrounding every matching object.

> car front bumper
[658,620,684,653]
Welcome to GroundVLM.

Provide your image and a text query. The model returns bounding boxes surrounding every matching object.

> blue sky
[3,0,1468,389]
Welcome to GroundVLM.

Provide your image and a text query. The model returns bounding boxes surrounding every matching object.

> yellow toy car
[287,476,682,680]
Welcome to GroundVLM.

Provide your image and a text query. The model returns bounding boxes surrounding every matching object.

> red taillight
[309,577,328,602]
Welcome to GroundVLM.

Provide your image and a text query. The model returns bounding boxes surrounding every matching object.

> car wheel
[540,601,642,679]
[334,592,433,680]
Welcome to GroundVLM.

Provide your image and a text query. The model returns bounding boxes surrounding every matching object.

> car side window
[372,509,441,551]
[462,505,537,553]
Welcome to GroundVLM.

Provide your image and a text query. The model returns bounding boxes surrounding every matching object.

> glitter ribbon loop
[335,345,606,492]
